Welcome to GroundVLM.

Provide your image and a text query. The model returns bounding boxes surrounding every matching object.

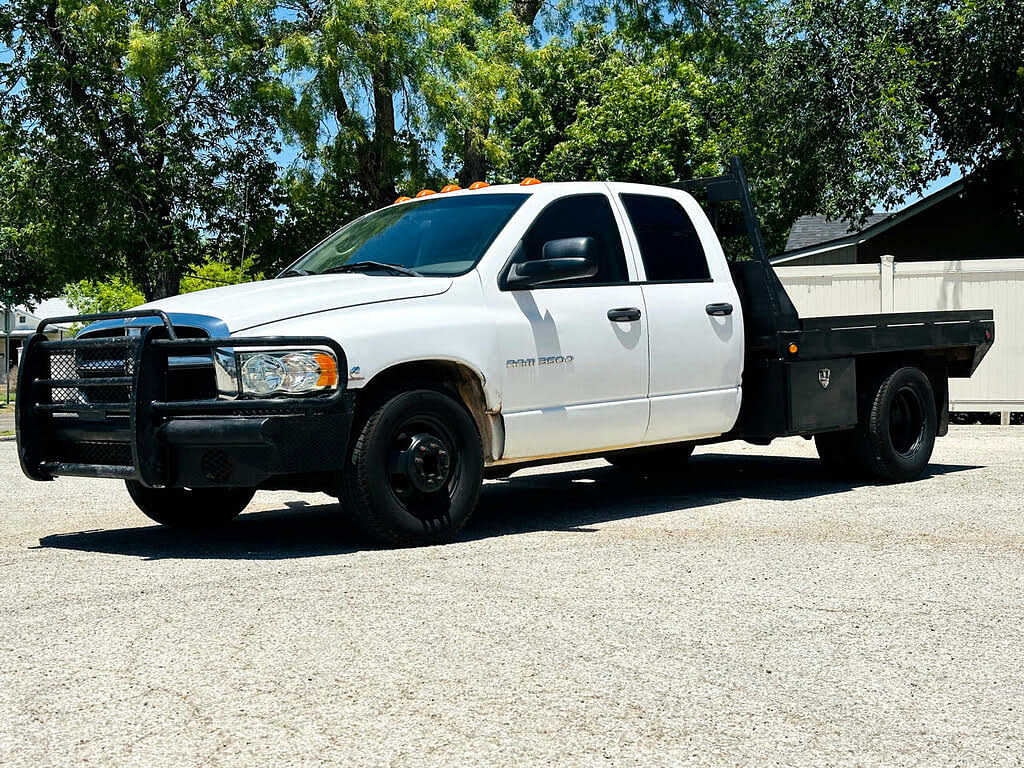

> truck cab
[17,160,994,546]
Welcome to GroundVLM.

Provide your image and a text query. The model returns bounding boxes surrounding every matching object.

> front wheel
[341,389,483,547]
[125,481,255,529]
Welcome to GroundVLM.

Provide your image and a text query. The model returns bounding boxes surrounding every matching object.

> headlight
[238,350,339,397]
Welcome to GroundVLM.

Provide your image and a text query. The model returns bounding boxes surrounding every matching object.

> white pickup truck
[17,159,994,546]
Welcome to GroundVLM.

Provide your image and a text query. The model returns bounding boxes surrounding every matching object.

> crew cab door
[613,187,745,442]
[493,190,649,459]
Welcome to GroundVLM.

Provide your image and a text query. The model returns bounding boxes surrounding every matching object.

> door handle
[705,302,734,317]
[608,307,642,322]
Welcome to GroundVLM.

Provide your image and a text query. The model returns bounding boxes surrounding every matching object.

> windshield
[286,193,529,277]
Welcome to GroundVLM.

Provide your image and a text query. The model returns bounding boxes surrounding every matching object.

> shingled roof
[784,213,889,252]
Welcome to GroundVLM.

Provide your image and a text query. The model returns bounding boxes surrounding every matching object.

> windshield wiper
[323,260,422,277]
[278,267,311,278]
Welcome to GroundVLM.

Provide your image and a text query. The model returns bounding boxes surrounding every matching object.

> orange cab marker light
[314,353,339,388]
[788,343,799,354]
[468,181,490,190]
[415,189,436,198]
[520,177,541,186]
[440,184,461,193]
[394,195,412,204]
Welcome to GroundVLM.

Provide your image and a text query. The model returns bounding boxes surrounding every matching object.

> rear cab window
[619,193,712,282]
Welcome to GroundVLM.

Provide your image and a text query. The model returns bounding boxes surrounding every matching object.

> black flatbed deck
[675,158,995,444]
[792,309,993,375]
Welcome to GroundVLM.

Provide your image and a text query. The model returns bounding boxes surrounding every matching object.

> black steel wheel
[857,366,937,482]
[604,443,695,474]
[125,481,255,529]
[342,389,483,546]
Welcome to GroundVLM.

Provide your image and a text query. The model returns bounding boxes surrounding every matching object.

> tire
[605,443,695,474]
[341,389,483,547]
[125,481,255,529]
[855,366,937,482]
[814,430,858,476]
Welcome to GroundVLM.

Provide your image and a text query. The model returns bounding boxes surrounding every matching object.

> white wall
[776,257,1024,410]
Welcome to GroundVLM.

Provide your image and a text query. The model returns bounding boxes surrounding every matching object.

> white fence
[775,256,1024,412]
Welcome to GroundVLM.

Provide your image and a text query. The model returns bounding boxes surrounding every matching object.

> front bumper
[16,310,353,488]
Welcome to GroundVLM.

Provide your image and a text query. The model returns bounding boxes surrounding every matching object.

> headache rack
[16,309,348,485]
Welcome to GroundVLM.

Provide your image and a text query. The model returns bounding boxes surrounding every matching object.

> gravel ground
[1,428,1021,767]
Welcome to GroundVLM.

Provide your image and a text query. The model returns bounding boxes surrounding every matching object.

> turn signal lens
[468,181,489,190]
[313,352,338,388]
[415,189,436,197]
[394,195,412,204]
[520,177,541,186]
[440,184,461,193]
[788,343,799,354]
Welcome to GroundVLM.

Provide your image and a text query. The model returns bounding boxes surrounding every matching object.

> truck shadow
[37,453,980,560]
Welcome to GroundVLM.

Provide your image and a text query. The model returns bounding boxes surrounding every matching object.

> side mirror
[506,237,599,289]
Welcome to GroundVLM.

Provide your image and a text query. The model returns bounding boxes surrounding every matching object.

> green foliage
[1,0,1021,293]
[0,0,287,300]
[181,259,263,294]
[277,0,528,207]
[497,27,723,185]
[0,136,77,305]
[63,276,146,316]
[909,0,1024,167]
[61,257,261,322]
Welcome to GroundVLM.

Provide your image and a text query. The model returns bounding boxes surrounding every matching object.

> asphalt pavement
[1,428,1021,767]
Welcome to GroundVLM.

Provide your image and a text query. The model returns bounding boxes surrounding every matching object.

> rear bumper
[16,311,353,488]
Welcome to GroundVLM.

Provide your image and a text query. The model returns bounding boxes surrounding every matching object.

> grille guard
[17,312,348,485]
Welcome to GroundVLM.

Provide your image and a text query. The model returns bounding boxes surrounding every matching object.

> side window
[517,194,629,285]
[620,194,711,282]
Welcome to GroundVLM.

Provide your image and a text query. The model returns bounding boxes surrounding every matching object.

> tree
[725,0,1024,239]
[277,0,528,211]
[0,130,88,305]
[908,0,1024,170]
[62,256,260,319]
[495,1,1021,252]
[181,257,263,294]
[0,0,288,300]
[497,27,723,186]
[63,276,146,316]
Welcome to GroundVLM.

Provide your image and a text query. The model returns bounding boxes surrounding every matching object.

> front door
[494,192,650,459]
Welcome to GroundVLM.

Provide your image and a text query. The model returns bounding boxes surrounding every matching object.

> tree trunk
[458,126,490,187]
[359,62,398,208]
[144,264,181,302]
[512,0,543,26]
[457,1,543,184]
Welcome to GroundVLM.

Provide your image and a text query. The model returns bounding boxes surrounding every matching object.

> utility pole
[2,291,13,406]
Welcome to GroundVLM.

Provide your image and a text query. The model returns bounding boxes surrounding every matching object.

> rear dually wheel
[818,366,937,482]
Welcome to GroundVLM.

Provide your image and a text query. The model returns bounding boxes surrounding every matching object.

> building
[773,160,1024,267]
[2,298,75,378]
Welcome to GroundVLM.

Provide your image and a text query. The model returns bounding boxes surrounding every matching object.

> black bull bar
[16,310,352,489]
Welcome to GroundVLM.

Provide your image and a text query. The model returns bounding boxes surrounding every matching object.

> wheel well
[356,360,501,460]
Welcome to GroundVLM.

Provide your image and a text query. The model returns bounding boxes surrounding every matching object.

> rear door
[613,187,744,442]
